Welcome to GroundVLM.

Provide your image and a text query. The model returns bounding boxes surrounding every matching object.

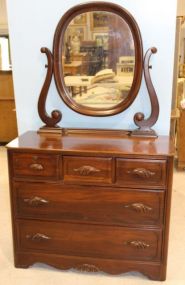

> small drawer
[12,153,60,180]
[116,158,167,189]
[63,156,112,184]
[18,220,162,261]
[15,182,164,226]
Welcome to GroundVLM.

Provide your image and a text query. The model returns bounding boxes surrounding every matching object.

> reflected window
[0,36,11,71]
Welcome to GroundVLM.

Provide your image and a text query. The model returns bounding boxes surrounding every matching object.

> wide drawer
[63,156,112,184]
[116,159,167,189]
[17,220,162,261]
[12,153,60,180]
[15,182,164,226]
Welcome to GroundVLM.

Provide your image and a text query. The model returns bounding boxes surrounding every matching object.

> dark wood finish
[116,158,166,189]
[53,2,143,117]
[17,219,162,261]
[37,1,161,134]
[12,152,60,180]
[37,2,160,138]
[7,130,174,156]
[14,251,165,280]
[63,156,112,184]
[7,131,174,281]
[159,155,174,280]
[15,182,164,226]
[37,47,62,129]
[131,47,159,137]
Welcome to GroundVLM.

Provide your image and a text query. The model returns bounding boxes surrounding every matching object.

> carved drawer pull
[74,165,100,176]
[124,240,150,249]
[75,263,100,272]
[23,196,49,207]
[26,233,51,242]
[29,163,44,171]
[127,168,155,178]
[124,203,153,213]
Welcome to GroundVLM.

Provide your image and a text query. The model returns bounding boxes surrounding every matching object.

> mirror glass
[62,11,135,109]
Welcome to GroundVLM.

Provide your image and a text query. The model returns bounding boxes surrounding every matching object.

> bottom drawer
[17,220,162,262]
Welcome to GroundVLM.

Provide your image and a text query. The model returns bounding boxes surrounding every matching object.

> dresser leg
[14,254,32,269]
[159,265,167,281]
[139,264,167,281]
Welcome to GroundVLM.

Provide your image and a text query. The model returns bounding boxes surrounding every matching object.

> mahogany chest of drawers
[7,130,174,280]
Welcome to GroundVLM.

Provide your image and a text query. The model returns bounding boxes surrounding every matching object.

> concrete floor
[0,146,185,285]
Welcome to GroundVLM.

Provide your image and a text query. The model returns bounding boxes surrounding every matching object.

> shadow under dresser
[6,130,174,281]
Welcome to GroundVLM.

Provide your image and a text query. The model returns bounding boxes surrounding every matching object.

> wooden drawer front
[116,159,166,188]
[12,153,60,180]
[18,220,162,261]
[15,182,164,226]
[63,156,112,184]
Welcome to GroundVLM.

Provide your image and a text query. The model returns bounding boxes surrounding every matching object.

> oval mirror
[53,2,143,116]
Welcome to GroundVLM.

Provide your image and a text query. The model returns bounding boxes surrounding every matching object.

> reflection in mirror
[62,11,135,109]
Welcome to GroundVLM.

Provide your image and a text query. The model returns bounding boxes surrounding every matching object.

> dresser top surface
[7,130,174,157]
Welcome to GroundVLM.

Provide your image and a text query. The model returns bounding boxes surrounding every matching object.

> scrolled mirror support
[131,47,159,137]
[37,2,159,137]
[38,47,62,132]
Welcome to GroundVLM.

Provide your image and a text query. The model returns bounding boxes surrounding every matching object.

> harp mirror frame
[38,1,159,137]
